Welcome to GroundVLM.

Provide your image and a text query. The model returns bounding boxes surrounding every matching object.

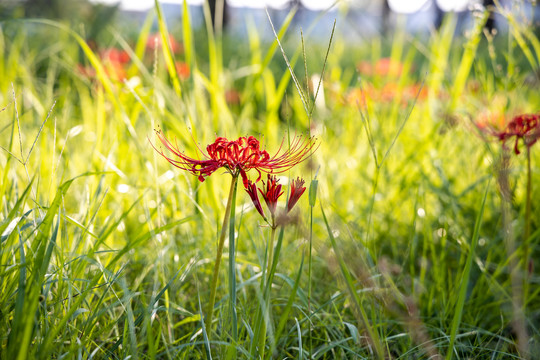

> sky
[90,0,472,13]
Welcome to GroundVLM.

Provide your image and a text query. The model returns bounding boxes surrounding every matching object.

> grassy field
[1,1,539,359]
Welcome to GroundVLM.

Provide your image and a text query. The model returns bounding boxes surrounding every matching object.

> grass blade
[320,204,384,359]
[446,181,490,360]
[154,0,182,97]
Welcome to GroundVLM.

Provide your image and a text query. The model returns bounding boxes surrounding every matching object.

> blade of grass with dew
[320,204,385,359]
[446,180,490,360]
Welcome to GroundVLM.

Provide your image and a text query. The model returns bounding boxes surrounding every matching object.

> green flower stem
[524,148,532,301]
[266,222,277,277]
[205,173,239,334]
[497,153,529,356]
[259,225,278,359]
[228,175,239,346]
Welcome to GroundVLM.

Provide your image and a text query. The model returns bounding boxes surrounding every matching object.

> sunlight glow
[92,0,340,11]
[301,0,337,11]
[436,0,470,12]
[91,0,473,13]
[228,0,289,9]
[91,0,203,11]
[388,0,429,14]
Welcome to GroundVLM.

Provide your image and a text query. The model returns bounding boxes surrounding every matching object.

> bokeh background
[1,0,539,359]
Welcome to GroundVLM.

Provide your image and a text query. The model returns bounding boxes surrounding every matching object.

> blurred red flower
[175,61,190,80]
[357,57,403,77]
[146,33,183,55]
[99,48,130,64]
[225,89,241,105]
[77,47,129,81]
[499,114,540,155]
[475,112,540,155]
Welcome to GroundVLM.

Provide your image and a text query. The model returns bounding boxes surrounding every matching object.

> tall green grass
[1,2,539,359]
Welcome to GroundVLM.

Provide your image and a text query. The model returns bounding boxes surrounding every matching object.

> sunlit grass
[1,2,539,359]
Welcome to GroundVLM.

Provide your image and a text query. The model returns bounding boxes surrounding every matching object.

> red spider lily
[474,110,507,135]
[287,177,306,212]
[99,48,130,64]
[77,61,127,82]
[246,180,266,219]
[175,61,190,80]
[259,174,284,216]
[146,33,183,54]
[345,83,426,109]
[498,114,540,155]
[225,89,241,105]
[357,58,403,77]
[77,47,130,82]
[152,130,317,186]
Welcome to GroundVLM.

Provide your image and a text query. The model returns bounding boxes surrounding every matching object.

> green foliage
[0,3,539,359]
